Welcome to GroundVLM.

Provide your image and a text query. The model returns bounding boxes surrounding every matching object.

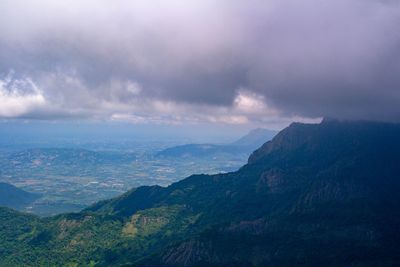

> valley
[0,130,269,216]
[0,120,399,266]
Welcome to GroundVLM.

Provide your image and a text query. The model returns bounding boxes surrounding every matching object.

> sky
[1,0,400,133]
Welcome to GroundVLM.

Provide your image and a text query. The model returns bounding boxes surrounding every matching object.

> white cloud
[0,74,46,117]
[208,115,249,125]
[233,90,278,115]
[0,71,319,129]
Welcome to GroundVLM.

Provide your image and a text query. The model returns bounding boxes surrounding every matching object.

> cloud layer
[0,73,46,117]
[1,0,399,125]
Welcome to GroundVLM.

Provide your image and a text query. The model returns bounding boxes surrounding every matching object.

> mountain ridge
[0,120,399,266]
[157,128,277,158]
[0,182,40,210]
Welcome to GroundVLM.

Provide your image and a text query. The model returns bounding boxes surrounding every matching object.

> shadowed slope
[0,182,40,210]
[1,120,400,266]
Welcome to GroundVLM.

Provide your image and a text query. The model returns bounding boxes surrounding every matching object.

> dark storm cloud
[0,0,399,122]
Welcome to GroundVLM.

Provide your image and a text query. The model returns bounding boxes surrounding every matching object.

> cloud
[0,73,46,117]
[234,90,271,115]
[0,0,399,124]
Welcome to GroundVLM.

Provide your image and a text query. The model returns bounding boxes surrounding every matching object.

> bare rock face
[225,218,268,235]
[257,168,285,193]
[161,239,217,266]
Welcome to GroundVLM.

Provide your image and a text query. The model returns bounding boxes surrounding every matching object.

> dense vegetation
[0,120,399,266]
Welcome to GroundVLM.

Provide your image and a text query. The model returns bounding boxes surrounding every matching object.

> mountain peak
[248,122,315,164]
[248,120,400,164]
[231,128,277,147]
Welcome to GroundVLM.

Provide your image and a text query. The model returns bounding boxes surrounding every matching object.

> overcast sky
[1,0,399,129]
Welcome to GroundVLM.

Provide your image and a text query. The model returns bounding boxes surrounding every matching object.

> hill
[0,120,399,266]
[157,128,277,158]
[0,182,40,210]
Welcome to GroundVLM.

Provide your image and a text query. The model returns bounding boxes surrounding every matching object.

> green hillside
[1,120,399,266]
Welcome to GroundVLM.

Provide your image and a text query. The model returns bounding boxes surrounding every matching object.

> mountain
[157,128,277,158]
[0,120,400,266]
[0,182,40,210]
[231,128,277,148]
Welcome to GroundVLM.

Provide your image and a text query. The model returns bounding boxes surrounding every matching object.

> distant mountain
[0,182,40,210]
[157,128,277,158]
[0,120,400,266]
[231,128,277,148]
